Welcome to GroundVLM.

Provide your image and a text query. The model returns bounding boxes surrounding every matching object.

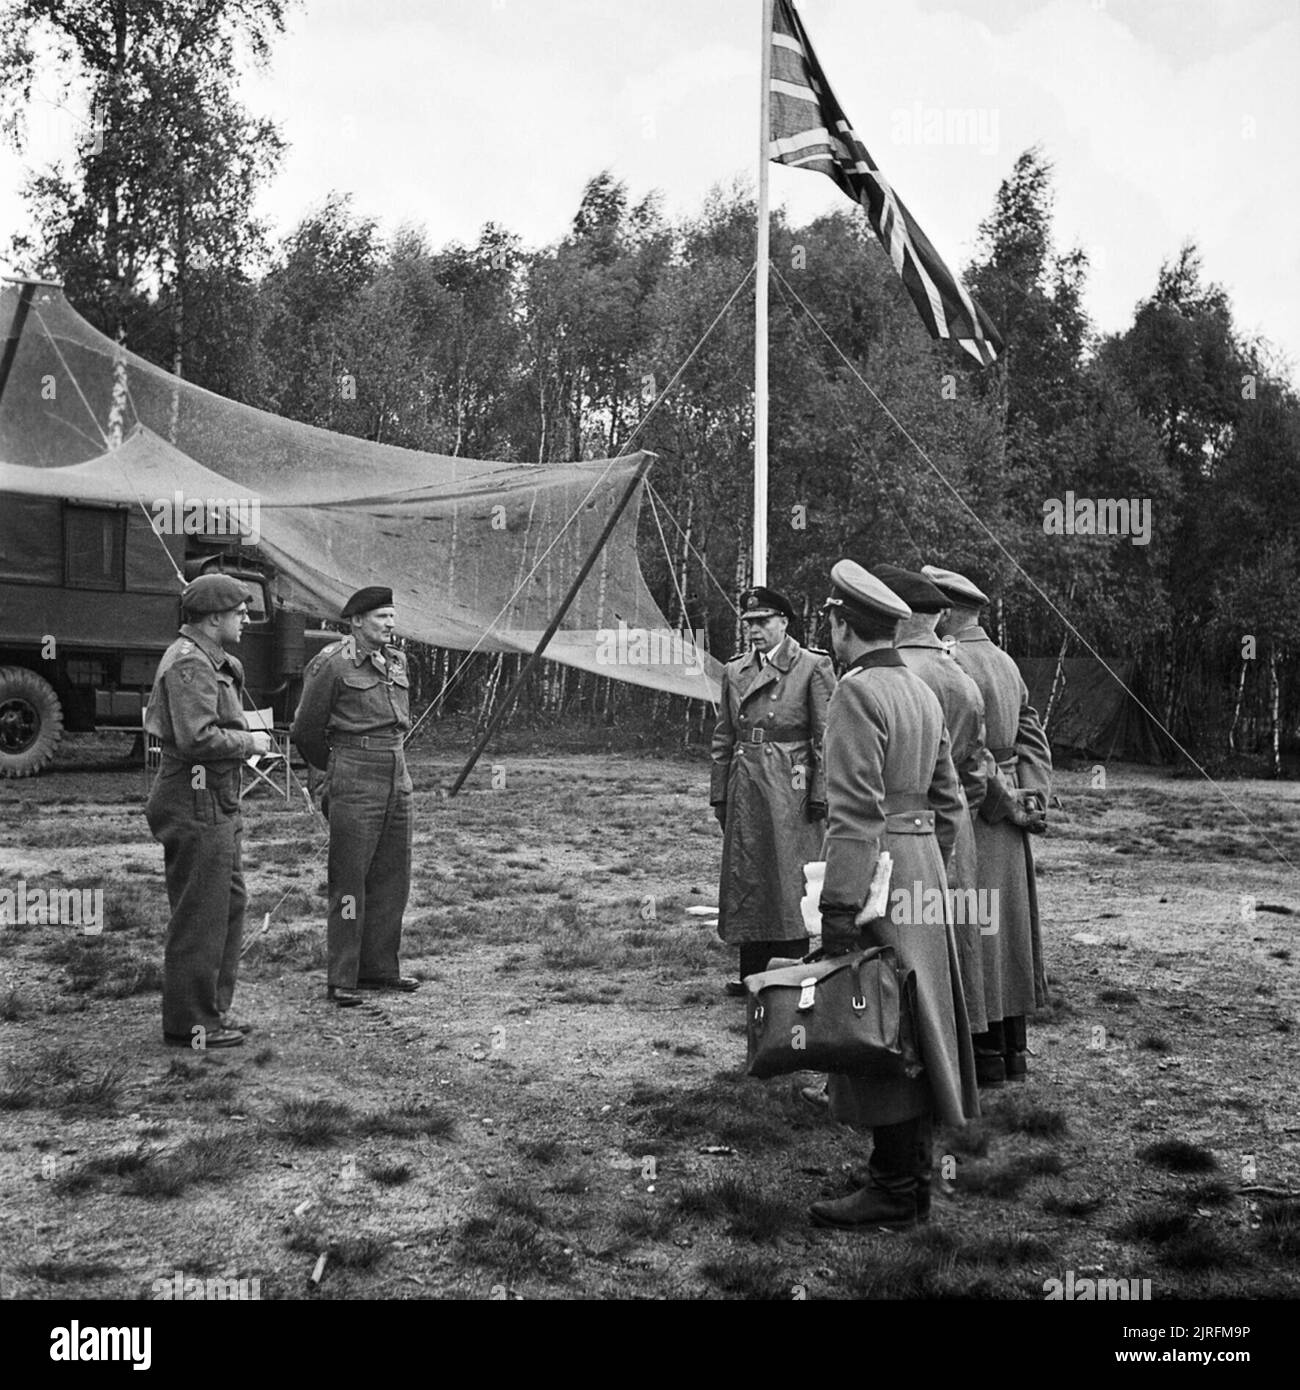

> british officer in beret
[291,587,417,1006]
[811,561,978,1230]
[710,585,835,995]
[144,573,274,1049]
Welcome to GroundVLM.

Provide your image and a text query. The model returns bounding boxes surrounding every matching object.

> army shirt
[144,624,257,768]
[290,635,411,770]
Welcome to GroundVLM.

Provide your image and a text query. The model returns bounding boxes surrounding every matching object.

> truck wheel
[0,667,63,778]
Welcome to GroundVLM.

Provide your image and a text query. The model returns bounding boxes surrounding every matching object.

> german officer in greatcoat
[924,565,1053,1083]
[145,573,273,1049]
[710,586,836,995]
[291,587,417,1007]
[874,563,995,1037]
[810,562,978,1231]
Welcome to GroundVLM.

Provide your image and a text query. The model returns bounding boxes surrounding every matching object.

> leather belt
[744,726,810,744]
[330,732,405,750]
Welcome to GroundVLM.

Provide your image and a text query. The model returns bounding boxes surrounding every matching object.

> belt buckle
[750,728,765,744]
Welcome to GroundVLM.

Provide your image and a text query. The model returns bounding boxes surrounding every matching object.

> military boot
[1004,1015,1028,1081]
[973,1020,1006,1087]
[914,1111,934,1223]
[810,1118,918,1230]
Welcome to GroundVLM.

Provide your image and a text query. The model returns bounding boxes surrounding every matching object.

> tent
[1019,656,1171,763]
[0,282,720,703]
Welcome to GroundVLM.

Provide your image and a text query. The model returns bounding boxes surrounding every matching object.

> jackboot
[973,1020,1006,1087]
[810,1117,918,1230]
[914,1111,934,1223]
[1003,1015,1028,1081]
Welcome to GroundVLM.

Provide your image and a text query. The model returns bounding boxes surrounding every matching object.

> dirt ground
[1,733,1297,1302]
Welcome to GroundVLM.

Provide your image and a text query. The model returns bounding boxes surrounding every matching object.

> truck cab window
[65,505,125,589]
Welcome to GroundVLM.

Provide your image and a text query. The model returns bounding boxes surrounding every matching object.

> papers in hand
[854,851,893,926]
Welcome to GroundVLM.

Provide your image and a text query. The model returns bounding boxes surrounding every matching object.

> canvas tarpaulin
[1021,656,1171,764]
[0,284,720,701]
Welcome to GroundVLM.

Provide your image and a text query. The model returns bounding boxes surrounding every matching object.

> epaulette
[176,640,195,655]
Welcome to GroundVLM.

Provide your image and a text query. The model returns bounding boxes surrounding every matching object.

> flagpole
[753,0,773,587]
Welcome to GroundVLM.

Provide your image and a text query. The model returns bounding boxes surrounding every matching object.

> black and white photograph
[0,0,1296,1339]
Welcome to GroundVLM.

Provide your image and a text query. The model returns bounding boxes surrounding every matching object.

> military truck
[0,498,326,777]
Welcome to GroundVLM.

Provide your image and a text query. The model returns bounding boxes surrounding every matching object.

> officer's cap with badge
[871,563,949,614]
[341,586,394,618]
[182,573,253,614]
[920,565,989,608]
[738,585,796,623]
[824,559,911,623]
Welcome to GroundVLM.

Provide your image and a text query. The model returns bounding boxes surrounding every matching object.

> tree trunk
[1269,648,1281,777]
[1227,657,1248,752]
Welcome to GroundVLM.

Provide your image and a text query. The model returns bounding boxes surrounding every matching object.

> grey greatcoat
[896,632,995,1034]
[950,623,1053,1019]
[821,650,980,1129]
[710,637,836,945]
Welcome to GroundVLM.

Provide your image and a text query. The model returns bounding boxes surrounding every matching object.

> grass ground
[0,735,1297,1300]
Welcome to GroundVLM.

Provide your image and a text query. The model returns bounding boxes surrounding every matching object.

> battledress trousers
[291,637,413,989]
[144,625,260,1042]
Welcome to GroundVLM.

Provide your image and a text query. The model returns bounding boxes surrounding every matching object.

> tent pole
[0,278,39,411]
[445,451,657,796]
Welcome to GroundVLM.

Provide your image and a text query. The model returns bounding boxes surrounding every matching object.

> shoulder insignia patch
[177,640,194,654]
[178,666,194,685]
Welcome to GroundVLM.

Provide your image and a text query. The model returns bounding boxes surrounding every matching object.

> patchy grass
[124,1132,253,1199]
[1115,1202,1191,1244]
[354,1103,455,1140]
[1042,1191,1106,1218]
[699,1253,794,1300]
[987,1095,1069,1139]
[277,1098,355,1146]
[1256,1199,1300,1260]
[958,1152,1066,1199]
[1138,1033,1173,1052]
[367,1161,414,1187]
[676,1174,794,1242]
[0,987,29,1021]
[15,1259,121,1283]
[1137,1139,1217,1173]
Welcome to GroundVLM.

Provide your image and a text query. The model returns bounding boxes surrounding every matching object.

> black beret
[871,563,950,614]
[738,586,796,623]
[181,573,252,614]
[341,586,394,618]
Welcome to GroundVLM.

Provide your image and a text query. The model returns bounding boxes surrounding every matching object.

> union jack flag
[770,0,1003,366]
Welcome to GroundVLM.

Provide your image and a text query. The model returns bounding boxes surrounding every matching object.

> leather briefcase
[745,946,921,1081]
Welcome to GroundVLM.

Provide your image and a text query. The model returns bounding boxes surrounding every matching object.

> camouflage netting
[0,284,719,701]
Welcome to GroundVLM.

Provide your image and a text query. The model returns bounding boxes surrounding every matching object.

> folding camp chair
[240,707,293,801]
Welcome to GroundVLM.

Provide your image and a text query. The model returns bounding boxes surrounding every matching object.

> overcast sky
[3,0,1297,380]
